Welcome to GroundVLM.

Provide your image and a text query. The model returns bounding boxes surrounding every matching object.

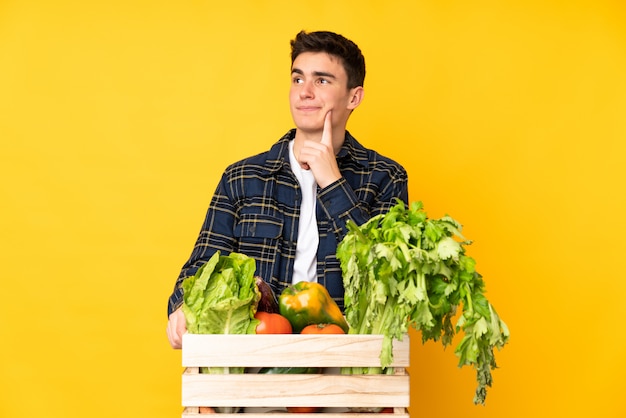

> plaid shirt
[167,129,408,316]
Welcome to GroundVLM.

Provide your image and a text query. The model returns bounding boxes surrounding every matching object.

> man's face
[289,52,360,136]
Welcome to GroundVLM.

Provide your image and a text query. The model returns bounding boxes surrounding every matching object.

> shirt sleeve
[167,173,238,316]
[318,163,409,241]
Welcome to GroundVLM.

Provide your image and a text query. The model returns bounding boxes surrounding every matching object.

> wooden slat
[181,334,409,368]
[182,411,409,418]
[182,373,410,408]
[180,334,411,417]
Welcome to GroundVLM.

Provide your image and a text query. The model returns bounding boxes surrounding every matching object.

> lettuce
[181,251,259,375]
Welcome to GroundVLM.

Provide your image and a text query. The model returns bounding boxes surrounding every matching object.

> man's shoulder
[345,132,407,175]
[223,130,294,175]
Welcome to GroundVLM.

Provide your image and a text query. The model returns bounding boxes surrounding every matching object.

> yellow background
[1,1,625,417]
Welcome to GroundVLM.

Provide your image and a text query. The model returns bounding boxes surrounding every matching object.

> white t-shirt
[289,140,319,284]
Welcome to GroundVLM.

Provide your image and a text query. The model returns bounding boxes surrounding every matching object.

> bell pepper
[278,281,349,333]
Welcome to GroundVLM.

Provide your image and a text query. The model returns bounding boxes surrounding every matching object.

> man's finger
[321,110,333,148]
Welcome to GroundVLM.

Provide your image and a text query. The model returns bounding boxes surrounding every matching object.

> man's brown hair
[290,30,366,89]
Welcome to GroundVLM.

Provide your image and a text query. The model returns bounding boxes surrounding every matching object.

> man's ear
[347,86,364,110]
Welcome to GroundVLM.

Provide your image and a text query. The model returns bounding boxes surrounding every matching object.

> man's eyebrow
[313,71,336,79]
[291,68,337,79]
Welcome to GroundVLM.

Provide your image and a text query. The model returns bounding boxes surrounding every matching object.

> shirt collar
[338,131,369,168]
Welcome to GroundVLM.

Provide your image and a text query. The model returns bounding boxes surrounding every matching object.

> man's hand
[298,110,342,188]
[166,307,187,349]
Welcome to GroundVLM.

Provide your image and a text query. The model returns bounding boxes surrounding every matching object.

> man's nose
[299,81,314,99]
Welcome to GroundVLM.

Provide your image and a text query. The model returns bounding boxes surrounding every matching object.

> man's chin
[294,122,323,135]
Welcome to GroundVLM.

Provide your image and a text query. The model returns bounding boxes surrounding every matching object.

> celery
[337,200,509,405]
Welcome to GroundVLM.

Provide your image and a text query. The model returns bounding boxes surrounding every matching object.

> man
[167,30,408,349]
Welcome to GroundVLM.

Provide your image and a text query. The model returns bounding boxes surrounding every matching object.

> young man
[166,30,408,349]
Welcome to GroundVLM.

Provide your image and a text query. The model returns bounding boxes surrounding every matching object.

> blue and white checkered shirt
[167,129,408,316]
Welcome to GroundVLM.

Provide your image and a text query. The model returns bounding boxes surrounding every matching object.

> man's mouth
[296,105,321,112]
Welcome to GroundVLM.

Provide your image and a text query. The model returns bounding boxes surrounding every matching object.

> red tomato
[300,323,345,334]
[255,311,293,334]
[198,406,216,414]
[286,407,321,413]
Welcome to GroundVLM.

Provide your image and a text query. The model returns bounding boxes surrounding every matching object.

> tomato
[380,408,394,413]
[255,311,293,334]
[198,406,215,414]
[286,406,321,413]
[300,323,345,334]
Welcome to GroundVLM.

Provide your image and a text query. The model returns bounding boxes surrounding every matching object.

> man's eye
[318,78,328,84]
[293,77,303,84]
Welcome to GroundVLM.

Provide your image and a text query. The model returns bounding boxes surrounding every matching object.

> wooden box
[181,334,410,417]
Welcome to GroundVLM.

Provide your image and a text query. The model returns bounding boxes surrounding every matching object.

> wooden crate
[181,333,410,417]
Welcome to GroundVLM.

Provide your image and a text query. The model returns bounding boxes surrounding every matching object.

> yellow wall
[1,1,625,417]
